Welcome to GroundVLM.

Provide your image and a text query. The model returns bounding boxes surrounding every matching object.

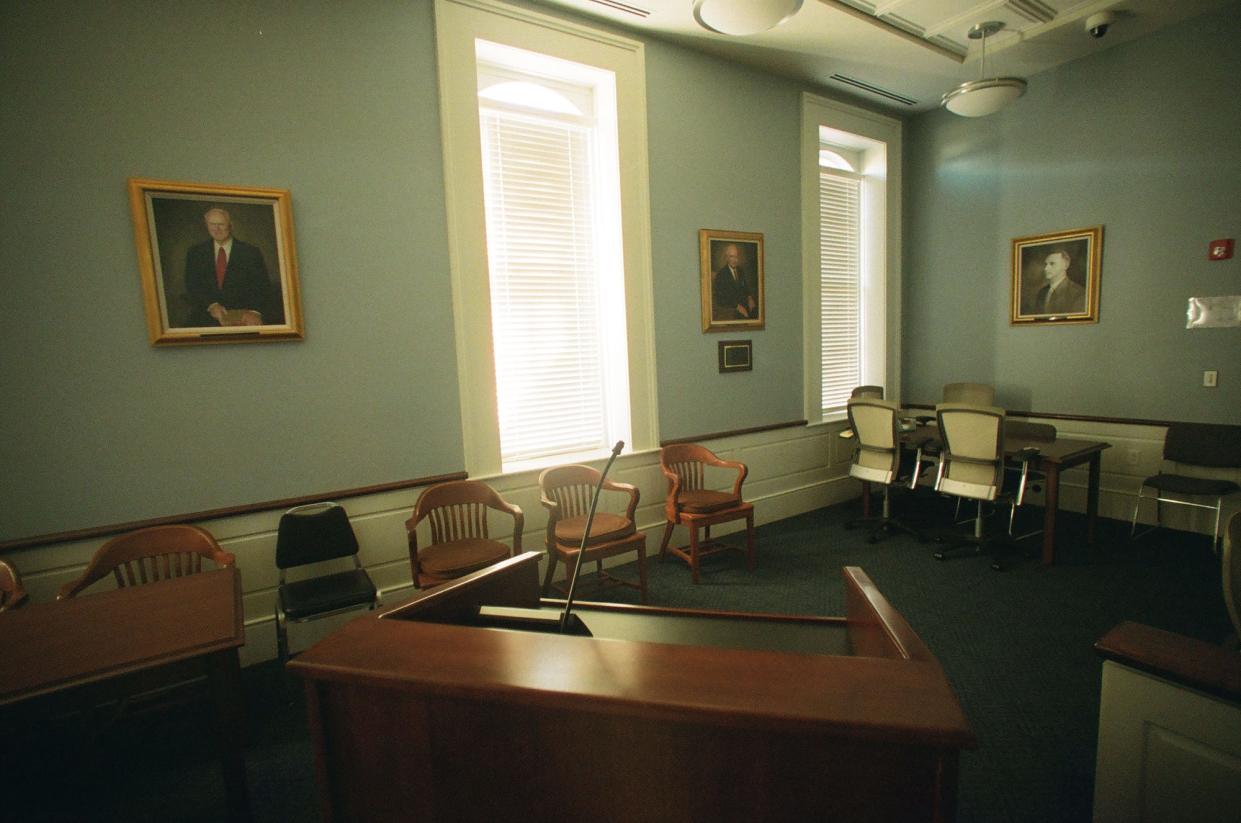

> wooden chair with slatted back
[539,464,647,603]
[406,480,524,589]
[658,443,755,584]
[1,558,29,611]
[57,525,235,599]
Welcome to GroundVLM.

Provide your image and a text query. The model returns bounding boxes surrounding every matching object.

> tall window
[800,94,900,423]
[435,0,657,477]
[477,54,629,468]
[819,148,863,415]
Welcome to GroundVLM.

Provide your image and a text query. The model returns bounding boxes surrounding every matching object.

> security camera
[1086,11,1115,39]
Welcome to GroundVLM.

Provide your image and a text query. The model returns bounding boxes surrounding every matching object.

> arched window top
[478,80,583,116]
[818,148,855,171]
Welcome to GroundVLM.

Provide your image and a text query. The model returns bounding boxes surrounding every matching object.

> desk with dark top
[290,552,976,822]
[862,425,1111,565]
[0,568,249,821]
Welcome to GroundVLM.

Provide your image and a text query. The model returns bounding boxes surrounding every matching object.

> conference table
[291,551,976,822]
[861,422,1111,565]
[0,567,250,821]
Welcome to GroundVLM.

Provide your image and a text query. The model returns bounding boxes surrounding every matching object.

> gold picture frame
[128,178,304,345]
[1010,225,1103,325]
[700,229,765,333]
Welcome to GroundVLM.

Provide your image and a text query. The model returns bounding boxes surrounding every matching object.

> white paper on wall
[1186,296,1241,328]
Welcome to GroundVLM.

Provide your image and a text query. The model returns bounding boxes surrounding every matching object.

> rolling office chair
[851,385,885,400]
[930,403,1034,570]
[942,382,996,406]
[1130,422,1241,554]
[275,502,378,664]
[844,398,924,543]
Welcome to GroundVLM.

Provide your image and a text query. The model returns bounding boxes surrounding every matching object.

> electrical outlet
[1203,370,1218,388]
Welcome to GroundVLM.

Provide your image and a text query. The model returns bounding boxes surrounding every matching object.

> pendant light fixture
[941,21,1027,117]
[693,0,803,37]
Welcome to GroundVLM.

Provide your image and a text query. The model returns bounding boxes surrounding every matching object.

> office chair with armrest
[55,524,237,725]
[851,385,885,400]
[58,524,235,599]
[275,502,378,664]
[407,480,524,589]
[1224,512,1241,651]
[658,444,755,584]
[1,558,29,611]
[539,464,647,603]
[1130,423,1241,554]
[844,398,924,543]
[942,382,996,406]
[931,404,1032,570]
[995,420,1057,533]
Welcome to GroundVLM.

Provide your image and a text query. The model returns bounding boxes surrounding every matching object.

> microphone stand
[559,440,624,633]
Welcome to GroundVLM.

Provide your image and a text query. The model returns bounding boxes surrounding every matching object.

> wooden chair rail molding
[660,418,809,447]
[0,471,468,553]
[901,404,1180,429]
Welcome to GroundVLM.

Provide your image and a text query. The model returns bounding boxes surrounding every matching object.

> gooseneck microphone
[559,440,624,633]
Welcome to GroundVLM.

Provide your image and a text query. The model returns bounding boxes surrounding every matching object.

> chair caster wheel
[990,562,1004,571]
[933,552,946,561]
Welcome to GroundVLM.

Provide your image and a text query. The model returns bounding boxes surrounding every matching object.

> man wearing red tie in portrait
[184,207,273,327]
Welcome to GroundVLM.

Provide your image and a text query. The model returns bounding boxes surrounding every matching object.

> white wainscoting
[8,418,1236,666]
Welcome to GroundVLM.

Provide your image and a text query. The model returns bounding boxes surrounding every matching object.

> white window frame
[800,94,902,422]
[435,0,658,478]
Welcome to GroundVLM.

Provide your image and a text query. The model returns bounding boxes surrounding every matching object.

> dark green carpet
[3,496,1230,822]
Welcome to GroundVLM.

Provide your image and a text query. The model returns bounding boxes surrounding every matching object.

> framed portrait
[718,340,753,373]
[700,229,764,333]
[1010,226,1102,325]
[128,178,304,346]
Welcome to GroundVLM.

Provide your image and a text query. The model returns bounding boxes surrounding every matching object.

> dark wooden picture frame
[718,339,753,373]
[700,229,765,332]
[1011,225,1102,325]
[128,178,304,346]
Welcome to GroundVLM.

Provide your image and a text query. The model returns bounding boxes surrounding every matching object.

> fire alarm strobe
[1208,239,1234,261]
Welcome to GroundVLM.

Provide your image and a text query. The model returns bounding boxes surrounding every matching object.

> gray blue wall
[0,0,813,540]
[903,3,1241,420]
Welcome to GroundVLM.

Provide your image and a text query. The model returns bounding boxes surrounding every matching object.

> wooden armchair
[658,444,755,584]
[58,524,235,599]
[406,480,523,589]
[1,558,29,610]
[539,464,647,603]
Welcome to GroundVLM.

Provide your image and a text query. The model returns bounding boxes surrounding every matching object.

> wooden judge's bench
[290,553,976,822]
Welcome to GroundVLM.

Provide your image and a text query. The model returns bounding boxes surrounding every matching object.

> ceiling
[529,0,1232,113]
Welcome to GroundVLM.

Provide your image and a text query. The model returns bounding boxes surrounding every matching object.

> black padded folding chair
[275,502,378,663]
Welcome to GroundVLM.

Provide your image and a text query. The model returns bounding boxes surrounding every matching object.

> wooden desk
[0,568,249,821]
[291,552,976,822]
[862,427,1110,565]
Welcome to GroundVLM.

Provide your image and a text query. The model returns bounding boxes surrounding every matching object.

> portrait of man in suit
[183,207,274,327]
[1012,227,1100,325]
[131,179,302,345]
[712,243,758,321]
[701,231,765,332]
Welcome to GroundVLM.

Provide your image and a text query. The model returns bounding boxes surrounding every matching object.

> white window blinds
[479,107,610,465]
[819,170,862,415]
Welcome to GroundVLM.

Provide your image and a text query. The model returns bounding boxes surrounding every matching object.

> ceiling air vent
[586,0,651,17]
[829,74,917,107]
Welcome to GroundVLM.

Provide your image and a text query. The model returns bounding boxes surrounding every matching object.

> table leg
[206,648,251,822]
[1041,465,1060,566]
[861,480,873,518]
[1086,452,1102,546]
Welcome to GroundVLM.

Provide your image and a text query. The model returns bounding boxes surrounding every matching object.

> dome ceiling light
[941,21,1028,118]
[693,0,803,37]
